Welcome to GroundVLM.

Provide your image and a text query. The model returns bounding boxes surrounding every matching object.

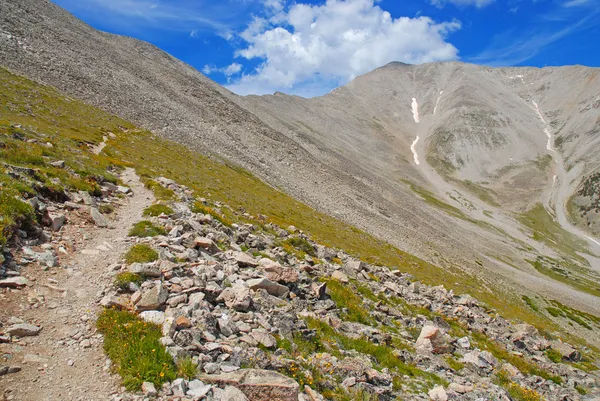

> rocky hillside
[571,172,600,235]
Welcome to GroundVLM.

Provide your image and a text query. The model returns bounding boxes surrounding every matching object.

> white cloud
[223,63,243,76]
[226,0,461,96]
[431,0,495,8]
[203,63,243,77]
[563,0,591,7]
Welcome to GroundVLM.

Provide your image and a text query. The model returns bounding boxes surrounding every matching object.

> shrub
[143,204,174,217]
[124,244,159,264]
[99,204,115,215]
[177,356,198,379]
[114,272,143,291]
[128,220,166,237]
[96,309,176,390]
[283,237,316,257]
[144,180,175,200]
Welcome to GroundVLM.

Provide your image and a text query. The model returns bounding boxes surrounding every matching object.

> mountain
[2,0,600,325]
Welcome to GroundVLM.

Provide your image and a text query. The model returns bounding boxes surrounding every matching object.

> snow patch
[433,91,443,115]
[411,98,420,123]
[410,136,420,165]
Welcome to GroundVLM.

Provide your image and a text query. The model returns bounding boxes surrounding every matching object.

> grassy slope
[0,67,595,349]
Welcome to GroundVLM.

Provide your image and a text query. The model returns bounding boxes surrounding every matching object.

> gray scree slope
[1,0,599,315]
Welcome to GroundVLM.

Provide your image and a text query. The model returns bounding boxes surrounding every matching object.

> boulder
[6,323,41,337]
[249,330,277,349]
[48,213,66,231]
[415,324,448,354]
[195,237,220,253]
[550,341,581,362]
[129,263,161,277]
[259,258,298,283]
[142,382,158,396]
[247,278,289,298]
[139,311,166,325]
[217,285,252,312]
[90,207,110,228]
[136,284,168,311]
[235,252,259,267]
[201,369,299,401]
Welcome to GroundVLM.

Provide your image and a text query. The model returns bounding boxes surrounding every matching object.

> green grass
[545,300,598,330]
[525,256,600,298]
[143,179,175,201]
[522,296,539,312]
[495,370,544,401]
[99,204,115,215]
[445,356,465,371]
[190,201,233,227]
[124,244,159,264]
[143,204,174,217]
[403,180,468,220]
[471,332,562,384]
[96,309,176,390]
[326,279,375,325]
[545,349,563,363]
[176,356,198,379]
[114,272,144,291]
[518,204,589,261]
[281,237,317,258]
[128,220,166,237]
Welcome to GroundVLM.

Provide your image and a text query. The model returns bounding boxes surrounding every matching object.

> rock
[331,270,348,283]
[195,237,220,253]
[344,260,364,272]
[201,369,299,401]
[217,285,252,312]
[6,323,41,337]
[415,324,448,354]
[99,294,129,309]
[428,385,448,401]
[139,311,166,325]
[550,341,581,361]
[456,336,470,349]
[247,278,289,298]
[136,284,168,311]
[175,316,192,329]
[342,377,356,387]
[462,350,497,370]
[235,252,259,267]
[221,386,249,401]
[0,277,29,288]
[448,383,473,394]
[259,259,299,283]
[249,330,277,349]
[171,378,187,396]
[187,379,211,397]
[48,213,66,231]
[304,385,324,401]
[311,282,327,300]
[129,263,161,277]
[142,381,158,396]
[90,207,110,227]
[50,160,65,168]
[116,186,132,194]
[456,294,477,306]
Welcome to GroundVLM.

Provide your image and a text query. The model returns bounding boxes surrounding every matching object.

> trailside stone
[0,277,29,288]
[6,323,41,337]
[200,369,299,401]
[136,284,168,311]
[90,207,110,228]
[139,311,166,325]
[187,379,211,398]
[259,258,299,283]
[247,278,289,298]
[448,383,473,394]
[48,213,66,231]
[311,282,327,300]
[249,330,277,349]
[171,378,187,396]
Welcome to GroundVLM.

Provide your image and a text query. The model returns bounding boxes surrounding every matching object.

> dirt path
[1,168,154,401]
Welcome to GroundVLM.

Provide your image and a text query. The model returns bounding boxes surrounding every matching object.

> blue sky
[52,0,600,97]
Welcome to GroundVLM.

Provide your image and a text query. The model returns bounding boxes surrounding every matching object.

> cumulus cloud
[431,0,495,8]
[225,0,461,96]
[203,63,243,78]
